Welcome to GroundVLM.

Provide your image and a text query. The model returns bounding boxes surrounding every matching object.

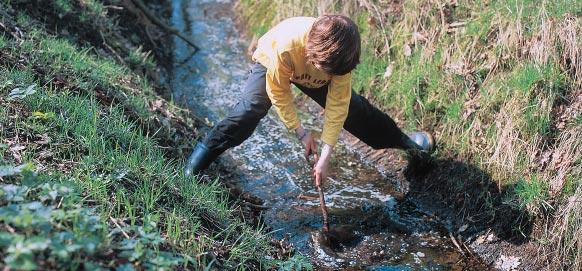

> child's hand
[313,143,333,187]
[296,127,318,162]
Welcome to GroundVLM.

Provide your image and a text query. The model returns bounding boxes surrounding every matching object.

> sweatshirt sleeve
[321,73,352,146]
[265,51,301,130]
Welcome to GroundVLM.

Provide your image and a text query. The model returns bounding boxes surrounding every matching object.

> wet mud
[168,0,489,269]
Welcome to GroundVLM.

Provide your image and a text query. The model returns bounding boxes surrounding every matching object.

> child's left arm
[321,73,352,147]
[313,73,351,187]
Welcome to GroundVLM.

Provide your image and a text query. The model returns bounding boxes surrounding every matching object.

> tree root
[129,0,200,53]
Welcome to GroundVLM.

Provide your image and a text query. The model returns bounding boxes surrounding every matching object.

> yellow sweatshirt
[252,17,352,147]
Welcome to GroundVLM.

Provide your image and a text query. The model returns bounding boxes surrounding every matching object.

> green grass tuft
[511,176,550,211]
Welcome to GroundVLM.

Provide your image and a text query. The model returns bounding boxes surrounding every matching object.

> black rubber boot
[184,143,219,176]
[403,131,435,153]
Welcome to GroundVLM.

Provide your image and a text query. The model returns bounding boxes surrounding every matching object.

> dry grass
[547,184,582,270]
[238,0,581,269]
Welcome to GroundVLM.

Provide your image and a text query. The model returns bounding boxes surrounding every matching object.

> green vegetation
[0,40,272,269]
[238,0,581,269]
[0,0,308,269]
[0,171,191,270]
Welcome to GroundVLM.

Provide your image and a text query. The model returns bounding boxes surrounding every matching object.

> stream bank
[168,0,490,269]
[1,1,281,269]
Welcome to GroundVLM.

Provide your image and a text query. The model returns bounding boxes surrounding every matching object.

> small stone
[458,224,468,232]
[416,252,425,257]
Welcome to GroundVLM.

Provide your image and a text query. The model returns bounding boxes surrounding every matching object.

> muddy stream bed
[168,0,489,269]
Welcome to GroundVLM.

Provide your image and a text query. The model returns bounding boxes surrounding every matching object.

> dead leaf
[475,235,486,244]
[35,134,51,145]
[383,64,393,79]
[9,145,25,152]
[413,32,427,43]
[495,255,521,271]
[403,44,412,57]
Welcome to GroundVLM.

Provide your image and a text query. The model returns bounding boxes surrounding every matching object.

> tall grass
[237,0,581,269]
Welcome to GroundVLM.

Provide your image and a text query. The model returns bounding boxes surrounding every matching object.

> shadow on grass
[404,153,534,245]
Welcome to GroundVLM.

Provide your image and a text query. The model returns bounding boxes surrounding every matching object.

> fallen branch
[130,0,200,53]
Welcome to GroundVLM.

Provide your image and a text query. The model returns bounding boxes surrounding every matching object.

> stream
[168,0,488,269]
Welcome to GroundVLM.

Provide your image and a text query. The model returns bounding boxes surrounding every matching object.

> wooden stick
[316,184,329,233]
[130,0,200,52]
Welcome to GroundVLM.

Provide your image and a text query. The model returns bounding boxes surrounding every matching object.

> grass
[237,0,581,269]
[0,2,297,269]
[0,61,273,270]
[510,176,550,211]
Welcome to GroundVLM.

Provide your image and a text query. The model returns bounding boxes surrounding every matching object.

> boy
[184,15,434,186]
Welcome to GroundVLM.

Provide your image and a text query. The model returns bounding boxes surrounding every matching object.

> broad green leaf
[79,236,101,254]
[5,253,37,271]
[116,263,136,271]
[12,210,34,227]
[0,232,15,247]
[0,184,29,201]
[0,164,31,177]
[118,239,138,250]
[0,205,20,222]
[24,236,49,251]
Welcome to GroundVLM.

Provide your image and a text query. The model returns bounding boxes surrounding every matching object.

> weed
[510,176,550,211]
[0,34,6,49]
[127,46,156,71]
[54,0,73,17]
[277,254,314,271]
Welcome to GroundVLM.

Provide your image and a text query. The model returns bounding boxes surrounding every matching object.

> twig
[110,217,130,239]
[100,32,126,64]
[130,0,199,52]
[56,196,64,209]
[461,238,476,258]
[438,1,447,32]
[104,5,124,10]
[4,224,15,234]
[359,0,391,56]
[449,232,466,256]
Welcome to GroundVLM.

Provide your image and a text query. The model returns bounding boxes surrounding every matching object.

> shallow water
[168,0,484,269]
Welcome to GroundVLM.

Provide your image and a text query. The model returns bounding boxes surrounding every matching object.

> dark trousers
[202,63,408,155]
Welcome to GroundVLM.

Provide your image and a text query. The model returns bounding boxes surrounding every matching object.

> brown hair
[306,15,361,75]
